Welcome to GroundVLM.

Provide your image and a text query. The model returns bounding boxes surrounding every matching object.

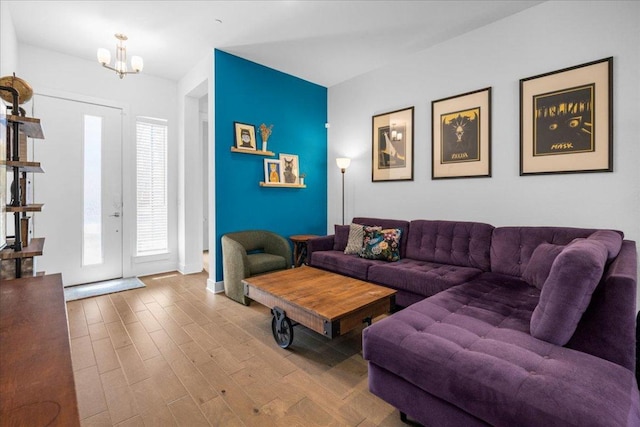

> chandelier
[97,34,143,79]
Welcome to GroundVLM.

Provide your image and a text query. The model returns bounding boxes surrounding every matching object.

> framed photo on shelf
[520,57,613,175]
[372,106,414,182]
[279,153,300,184]
[432,87,491,179]
[234,122,257,151]
[264,159,283,184]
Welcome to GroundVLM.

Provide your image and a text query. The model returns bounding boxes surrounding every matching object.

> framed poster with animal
[520,57,613,175]
[432,88,491,179]
[279,153,300,185]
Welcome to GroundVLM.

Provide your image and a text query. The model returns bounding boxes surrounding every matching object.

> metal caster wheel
[271,307,294,348]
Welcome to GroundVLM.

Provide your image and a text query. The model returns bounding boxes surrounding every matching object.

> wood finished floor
[68,271,406,426]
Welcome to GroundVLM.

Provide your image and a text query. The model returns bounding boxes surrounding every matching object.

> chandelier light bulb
[131,56,144,72]
[97,48,111,65]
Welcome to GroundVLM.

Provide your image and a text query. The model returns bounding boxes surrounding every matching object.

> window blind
[136,117,168,255]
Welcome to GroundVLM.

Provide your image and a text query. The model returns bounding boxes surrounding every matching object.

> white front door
[32,94,123,286]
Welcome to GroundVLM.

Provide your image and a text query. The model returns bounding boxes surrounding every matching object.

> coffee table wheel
[271,307,294,348]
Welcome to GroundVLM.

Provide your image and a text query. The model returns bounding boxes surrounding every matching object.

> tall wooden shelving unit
[0,86,45,279]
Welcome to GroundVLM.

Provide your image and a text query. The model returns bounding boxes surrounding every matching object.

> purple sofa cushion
[521,243,564,289]
[308,251,379,281]
[530,239,608,346]
[490,226,621,278]
[405,220,494,271]
[333,224,350,251]
[363,274,640,426]
[368,259,482,299]
[588,230,623,261]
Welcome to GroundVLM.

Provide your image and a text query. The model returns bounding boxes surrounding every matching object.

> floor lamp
[336,158,351,225]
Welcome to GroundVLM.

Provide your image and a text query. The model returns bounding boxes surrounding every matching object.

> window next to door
[136,116,168,256]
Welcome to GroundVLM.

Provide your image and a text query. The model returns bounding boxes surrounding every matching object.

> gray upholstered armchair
[221,230,292,305]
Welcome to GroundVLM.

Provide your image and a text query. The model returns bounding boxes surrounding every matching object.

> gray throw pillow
[344,223,369,254]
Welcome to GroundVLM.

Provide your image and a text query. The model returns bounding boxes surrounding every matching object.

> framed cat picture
[279,153,300,185]
[520,57,613,175]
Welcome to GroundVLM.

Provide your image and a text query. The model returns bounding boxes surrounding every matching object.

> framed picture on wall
[431,87,491,179]
[279,153,300,184]
[372,106,414,182]
[520,57,613,175]
[234,121,257,151]
[264,158,283,184]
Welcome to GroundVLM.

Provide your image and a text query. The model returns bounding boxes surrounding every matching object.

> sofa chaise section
[363,271,640,426]
[362,224,639,426]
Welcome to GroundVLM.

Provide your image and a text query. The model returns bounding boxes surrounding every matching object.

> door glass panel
[83,115,102,265]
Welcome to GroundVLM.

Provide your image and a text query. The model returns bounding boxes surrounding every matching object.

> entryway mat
[64,277,145,302]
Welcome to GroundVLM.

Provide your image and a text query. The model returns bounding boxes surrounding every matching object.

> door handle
[109,212,121,218]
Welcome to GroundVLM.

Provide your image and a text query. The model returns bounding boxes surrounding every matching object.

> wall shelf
[5,203,44,213]
[2,160,44,173]
[0,238,45,260]
[7,114,44,139]
[259,182,306,189]
[230,147,274,156]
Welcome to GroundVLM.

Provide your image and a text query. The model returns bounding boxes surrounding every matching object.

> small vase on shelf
[259,123,273,152]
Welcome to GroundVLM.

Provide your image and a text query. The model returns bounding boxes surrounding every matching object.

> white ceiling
[7,1,545,87]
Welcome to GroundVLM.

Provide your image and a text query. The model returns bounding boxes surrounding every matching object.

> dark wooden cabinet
[0,274,80,426]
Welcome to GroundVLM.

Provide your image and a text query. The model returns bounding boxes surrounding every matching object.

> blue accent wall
[214,50,328,281]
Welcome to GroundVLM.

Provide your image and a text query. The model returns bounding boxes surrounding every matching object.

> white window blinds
[136,117,168,255]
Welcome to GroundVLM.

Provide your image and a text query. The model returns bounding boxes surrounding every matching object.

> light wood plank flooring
[68,271,406,426]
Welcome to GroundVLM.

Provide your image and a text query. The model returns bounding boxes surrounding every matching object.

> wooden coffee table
[243,266,396,348]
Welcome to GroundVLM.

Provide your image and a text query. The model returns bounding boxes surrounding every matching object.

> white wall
[0,1,18,76]
[328,1,640,246]
[17,44,179,278]
[176,52,214,286]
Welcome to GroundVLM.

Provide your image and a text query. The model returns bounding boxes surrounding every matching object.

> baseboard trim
[207,278,224,293]
[178,262,203,276]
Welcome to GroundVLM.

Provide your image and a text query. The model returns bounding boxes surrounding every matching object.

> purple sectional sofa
[307,217,640,426]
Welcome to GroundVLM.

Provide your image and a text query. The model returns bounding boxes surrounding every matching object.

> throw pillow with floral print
[360,227,402,262]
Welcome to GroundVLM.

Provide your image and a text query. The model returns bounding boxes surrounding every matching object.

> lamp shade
[336,158,351,170]
[97,48,111,65]
[131,56,144,72]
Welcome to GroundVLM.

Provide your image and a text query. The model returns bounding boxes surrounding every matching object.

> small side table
[290,234,320,267]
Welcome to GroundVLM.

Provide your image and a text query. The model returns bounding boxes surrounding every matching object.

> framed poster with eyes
[520,57,613,175]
